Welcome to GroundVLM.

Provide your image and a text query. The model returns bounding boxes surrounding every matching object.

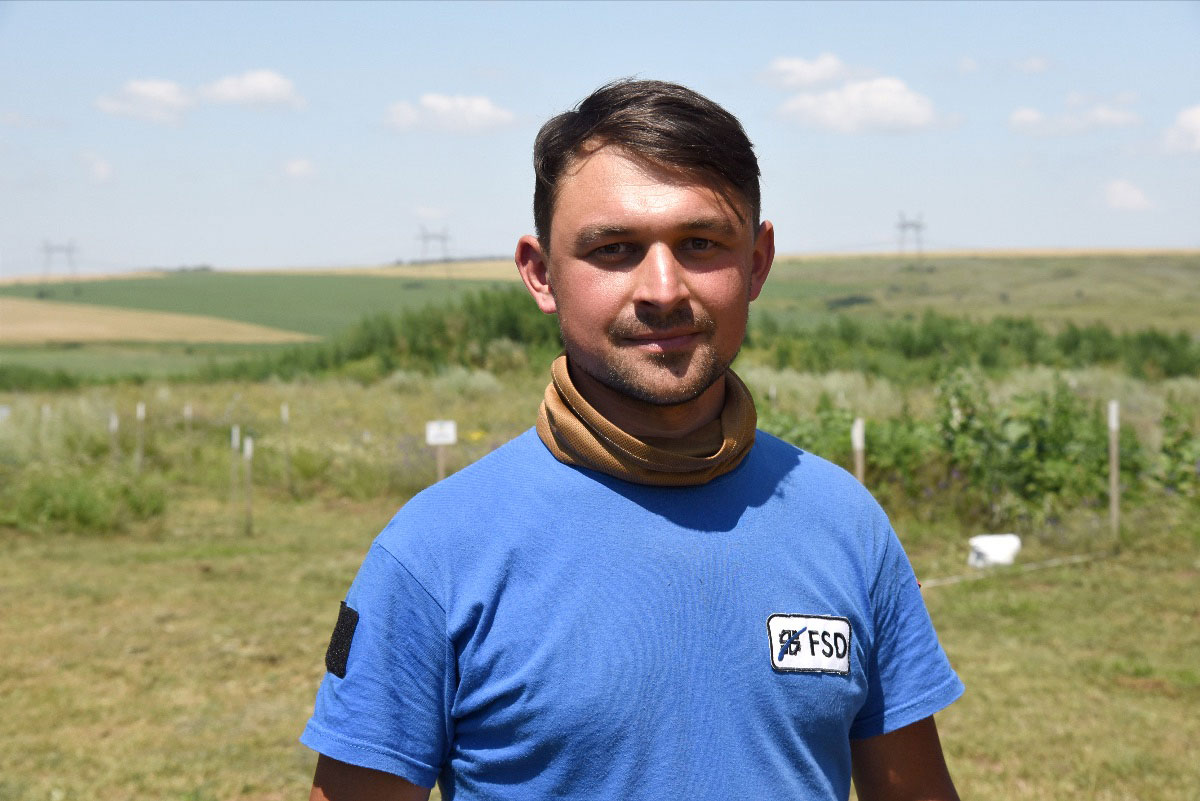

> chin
[601,350,728,407]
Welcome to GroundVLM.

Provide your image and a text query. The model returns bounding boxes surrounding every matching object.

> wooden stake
[1108,399,1120,544]
[851,417,866,485]
[436,444,446,482]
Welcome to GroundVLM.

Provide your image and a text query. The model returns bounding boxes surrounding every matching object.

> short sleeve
[850,526,964,739]
[300,541,453,788]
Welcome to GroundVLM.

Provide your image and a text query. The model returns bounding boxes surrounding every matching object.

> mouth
[620,329,702,352]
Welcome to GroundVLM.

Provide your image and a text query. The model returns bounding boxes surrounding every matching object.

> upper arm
[850,716,960,801]
[310,754,432,801]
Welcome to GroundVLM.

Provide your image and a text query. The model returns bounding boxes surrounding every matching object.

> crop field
[0,296,317,345]
[756,250,1200,332]
[0,269,509,338]
[2,250,1198,799]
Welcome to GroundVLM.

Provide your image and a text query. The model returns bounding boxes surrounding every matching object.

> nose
[632,243,689,310]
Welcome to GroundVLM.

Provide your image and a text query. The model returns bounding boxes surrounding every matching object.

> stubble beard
[562,305,739,407]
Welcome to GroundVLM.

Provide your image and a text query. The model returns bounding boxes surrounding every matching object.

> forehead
[550,146,747,239]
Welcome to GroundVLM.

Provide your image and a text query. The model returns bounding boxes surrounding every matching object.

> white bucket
[967,534,1022,568]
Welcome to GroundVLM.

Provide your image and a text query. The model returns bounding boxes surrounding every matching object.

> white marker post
[1108,400,1120,544]
[230,424,241,508]
[851,417,866,485]
[281,402,294,497]
[134,401,146,474]
[108,411,120,466]
[426,420,457,482]
[243,436,255,536]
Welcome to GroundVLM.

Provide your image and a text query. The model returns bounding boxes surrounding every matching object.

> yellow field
[256,258,522,282]
[0,296,317,344]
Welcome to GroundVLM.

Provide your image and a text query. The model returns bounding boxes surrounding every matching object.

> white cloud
[1164,104,1200,153]
[1009,99,1140,135]
[1015,55,1050,74]
[764,54,850,88]
[387,94,515,132]
[957,56,978,74]
[1009,107,1044,131]
[283,158,314,178]
[95,79,191,124]
[83,152,113,183]
[1105,179,1150,210]
[388,101,421,130]
[780,77,935,133]
[200,69,305,108]
[1084,104,1138,127]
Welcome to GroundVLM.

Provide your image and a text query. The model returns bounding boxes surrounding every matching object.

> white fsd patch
[767,614,851,674]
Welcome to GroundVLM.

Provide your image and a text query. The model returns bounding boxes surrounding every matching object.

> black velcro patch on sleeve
[324,601,359,679]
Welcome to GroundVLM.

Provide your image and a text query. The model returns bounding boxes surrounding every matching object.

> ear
[514,234,558,314]
[747,219,775,302]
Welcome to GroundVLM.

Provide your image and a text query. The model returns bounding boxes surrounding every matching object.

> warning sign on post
[425,420,457,446]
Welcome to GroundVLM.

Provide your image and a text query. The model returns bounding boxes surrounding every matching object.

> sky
[1,0,1198,278]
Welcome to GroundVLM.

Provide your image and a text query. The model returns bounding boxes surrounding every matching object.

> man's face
[520,145,773,406]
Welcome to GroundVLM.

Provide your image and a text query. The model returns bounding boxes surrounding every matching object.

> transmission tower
[896,213,925,260]
[42,240,79,293]
[417,226,451,261]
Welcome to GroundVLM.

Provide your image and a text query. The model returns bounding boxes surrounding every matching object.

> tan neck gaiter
[535,355,756,487]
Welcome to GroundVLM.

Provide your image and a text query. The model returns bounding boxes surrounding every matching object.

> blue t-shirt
[301,429,963,799]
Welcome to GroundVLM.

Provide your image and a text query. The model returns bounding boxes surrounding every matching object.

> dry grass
[0,296,317,344]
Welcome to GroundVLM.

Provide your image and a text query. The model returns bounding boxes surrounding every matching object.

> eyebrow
[571,217,739,251]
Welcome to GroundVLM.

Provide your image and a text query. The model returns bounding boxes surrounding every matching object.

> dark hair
[532,78,761,247]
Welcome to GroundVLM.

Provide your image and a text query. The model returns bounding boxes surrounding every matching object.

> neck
[567,361,726,440]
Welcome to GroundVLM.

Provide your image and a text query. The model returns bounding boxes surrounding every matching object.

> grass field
[0,271,509,338]
[1,482,1195,800]
[2,370,1198,799]
[756,251,1200,332]
[0,342,298,381]
[2,250,1197,799]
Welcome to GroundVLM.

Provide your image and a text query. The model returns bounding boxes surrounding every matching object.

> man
[302,79,963,801]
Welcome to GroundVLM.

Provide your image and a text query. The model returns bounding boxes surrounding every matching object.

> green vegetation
[2,251,1198,800]
[202,286,562,382]
[750,311,1200,382]
[0,342,290,386]
[757,251,1200,333]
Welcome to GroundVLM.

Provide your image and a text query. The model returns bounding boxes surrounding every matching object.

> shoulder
[745,429,881,511]
[369,429,576,588]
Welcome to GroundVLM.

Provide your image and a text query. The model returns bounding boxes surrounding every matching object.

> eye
[591,242,636,259]
[682,237,716,251]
